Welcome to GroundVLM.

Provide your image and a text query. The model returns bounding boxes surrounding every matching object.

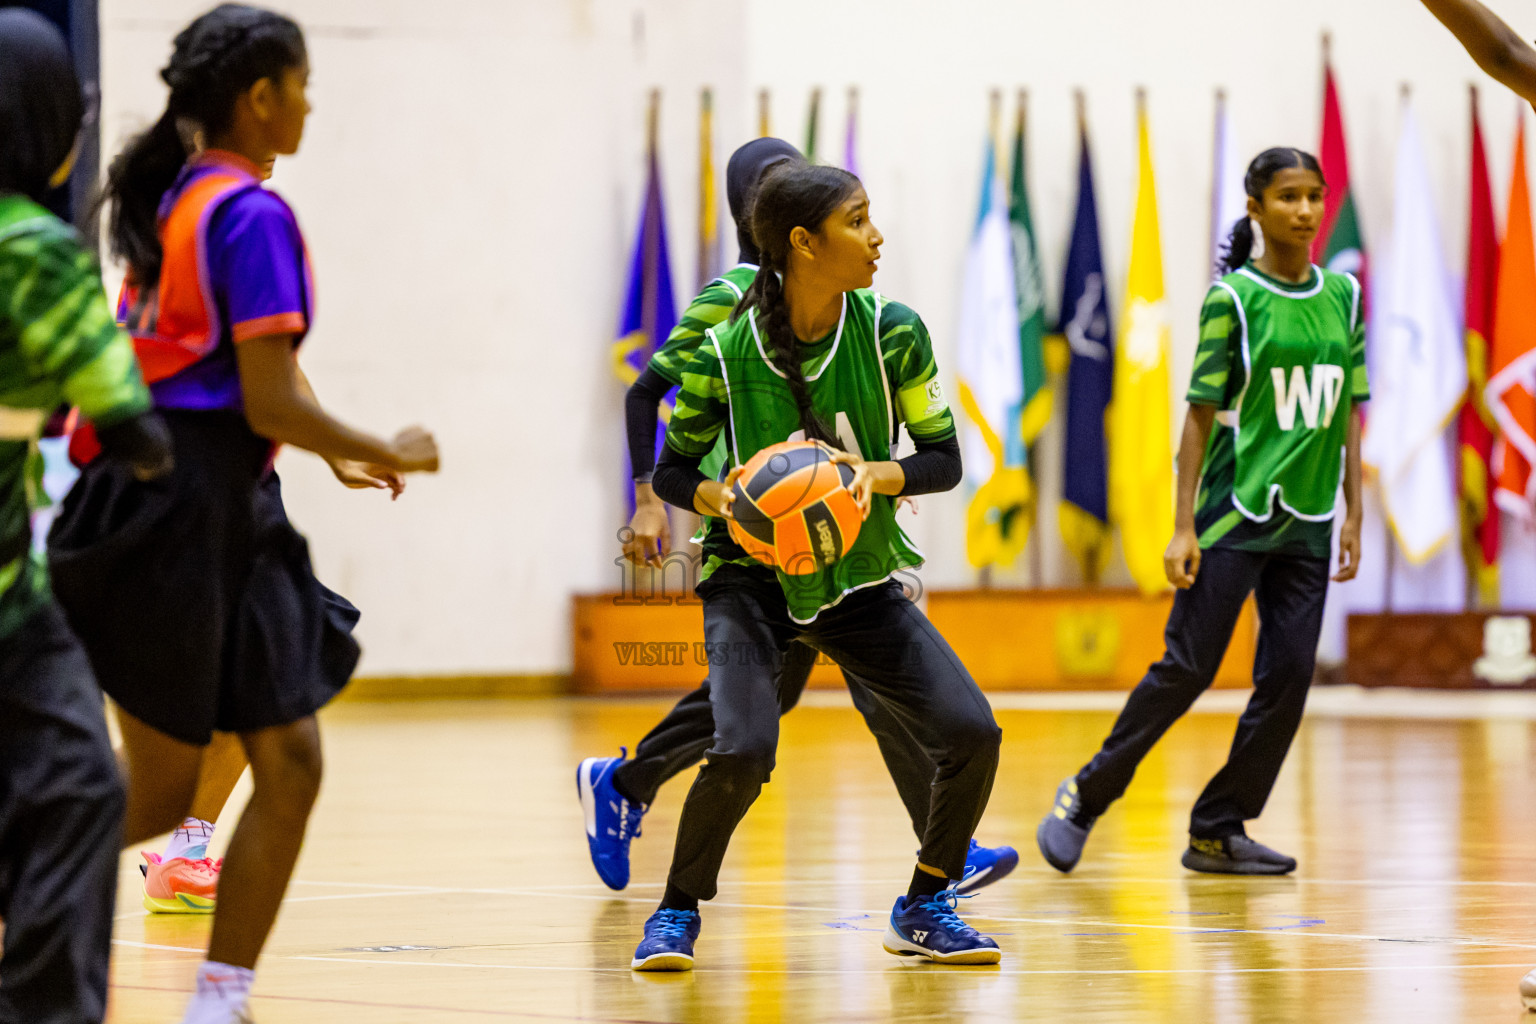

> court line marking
[110,948,1536,978]
[259,879,1536,951]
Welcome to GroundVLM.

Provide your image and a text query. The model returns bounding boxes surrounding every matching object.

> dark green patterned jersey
[0,195,153,638]
[1189,263,1368,559]
[649,263,758,486]
[665,290,955,620]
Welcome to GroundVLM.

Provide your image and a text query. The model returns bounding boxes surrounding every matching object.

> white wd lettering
[1271,365,1345,431]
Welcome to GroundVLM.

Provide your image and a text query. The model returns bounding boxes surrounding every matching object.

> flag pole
[988,87,1002,158]
[757,88,771,137]
[805,86,822,162]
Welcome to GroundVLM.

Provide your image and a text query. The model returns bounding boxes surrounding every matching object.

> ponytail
[101,110,186,287]
[1217,216,1255,276]
[98,4,306,288]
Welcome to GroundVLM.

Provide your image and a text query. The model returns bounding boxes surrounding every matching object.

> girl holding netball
[1037,147,1365,877]
[634,161,1003,970]
[49,7,437,1022]
[582,141,1015,897]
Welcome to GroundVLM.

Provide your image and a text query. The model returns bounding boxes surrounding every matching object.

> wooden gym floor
[104,689,1536,1023]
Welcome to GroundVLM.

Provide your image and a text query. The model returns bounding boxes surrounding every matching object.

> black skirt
[47,410,360,745]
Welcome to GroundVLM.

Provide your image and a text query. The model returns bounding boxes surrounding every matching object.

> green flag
[1008,98,1051,449]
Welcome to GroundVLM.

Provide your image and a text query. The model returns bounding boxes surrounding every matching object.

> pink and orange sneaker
[140,851,220,914]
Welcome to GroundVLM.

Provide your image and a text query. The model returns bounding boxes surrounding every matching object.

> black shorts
[48,410,360,746]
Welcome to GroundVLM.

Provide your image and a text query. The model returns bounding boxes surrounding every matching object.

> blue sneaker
[577,749,646,891]
[631,908,701,971]
[883,888,1001,965]
[956,839,1019,895]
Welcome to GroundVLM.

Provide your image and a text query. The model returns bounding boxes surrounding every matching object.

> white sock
[164,818,216,861]
[179,961,254,1024]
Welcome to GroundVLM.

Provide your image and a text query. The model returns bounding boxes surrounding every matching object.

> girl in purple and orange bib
[48,7,439,1023]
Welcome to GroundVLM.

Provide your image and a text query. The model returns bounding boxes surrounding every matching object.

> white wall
[98,0,1535,675]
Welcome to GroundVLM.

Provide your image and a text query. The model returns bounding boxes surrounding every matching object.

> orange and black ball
[727,441,863,576]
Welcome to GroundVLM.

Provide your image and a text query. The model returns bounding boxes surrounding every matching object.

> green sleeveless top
[665,289,955,622]
[1188,263,1369,557]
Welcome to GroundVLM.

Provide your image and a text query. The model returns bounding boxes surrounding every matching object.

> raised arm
[1421,0,1536,104]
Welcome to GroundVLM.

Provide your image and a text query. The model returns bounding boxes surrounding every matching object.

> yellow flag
[1109,96,1173,595]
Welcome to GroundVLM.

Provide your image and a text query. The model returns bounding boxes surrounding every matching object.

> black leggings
[614,641,937,840]
[1075,546,1329,838]
[665,567,1001,901]
[0,605,123,1024]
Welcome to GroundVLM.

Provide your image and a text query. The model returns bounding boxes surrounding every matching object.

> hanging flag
[1313,42,1369,302]
[1488,112,1536,522]
[1459,87,1501,604]
[843,86,860,178]
[1210,89,1247,279]
[613,92,679,516]
[804,87,821,163]
[955,121,1029,569]
[1362,94,1466,575]
[1058,99,1114,583]
[757,88,771,138]
[1009,91,1051,455]
[1109,92,1174,596]
[697,88,719,290]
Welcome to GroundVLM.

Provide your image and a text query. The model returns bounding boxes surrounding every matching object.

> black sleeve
[625,366,677,483]
[895,434,961,496]
[653,442,708,512]
[95,411,174,481]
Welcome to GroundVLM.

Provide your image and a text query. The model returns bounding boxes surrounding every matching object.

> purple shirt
[149,161,312,412]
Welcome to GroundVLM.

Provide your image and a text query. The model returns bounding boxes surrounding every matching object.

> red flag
[1312,53,1368,312]
[1460,89,1500,604]
[1488,114,1536,523]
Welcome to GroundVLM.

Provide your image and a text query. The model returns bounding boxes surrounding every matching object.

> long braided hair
[732,161,863,447]
[100,4,305,288]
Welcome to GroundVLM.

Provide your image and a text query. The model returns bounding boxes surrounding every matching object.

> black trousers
[1075,547,1329,839]
[614,640,935,839]
[0,604,124,1024]
[666,567,1001,901]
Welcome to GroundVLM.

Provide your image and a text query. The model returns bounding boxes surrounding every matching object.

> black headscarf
[726,137,802,265]
[0,8,84,202]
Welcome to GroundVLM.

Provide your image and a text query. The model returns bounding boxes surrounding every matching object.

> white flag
[1360,98,1466,568]
[955,139,1027,568]
[1210,91,1247,278]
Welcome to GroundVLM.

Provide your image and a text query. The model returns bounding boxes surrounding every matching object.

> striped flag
[955,130,1029,569]
[1459,88,1501,604]
[1008,93,1051,460]
[1488,113,1536,523]
[1109,93,1174,596]
[1057,107,1114,583]
[696,88,719,290]
[613,94,679,515]
[1314,49,1368,299]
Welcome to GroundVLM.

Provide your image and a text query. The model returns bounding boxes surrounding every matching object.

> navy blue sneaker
[956,839,1019,895]
[883,888,1001,965]
[1036,777,1098,873]
[631,908,701,971]
[577,749,646,891]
